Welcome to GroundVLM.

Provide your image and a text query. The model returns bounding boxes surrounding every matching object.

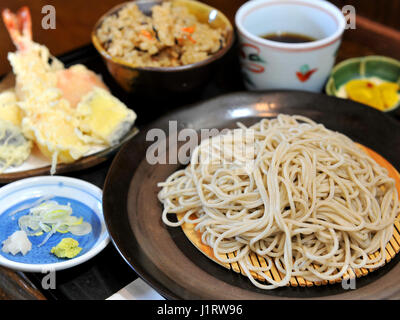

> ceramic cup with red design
[235,0,346,92]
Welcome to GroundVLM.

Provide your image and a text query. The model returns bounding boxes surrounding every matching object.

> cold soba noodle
[158,115,399,289]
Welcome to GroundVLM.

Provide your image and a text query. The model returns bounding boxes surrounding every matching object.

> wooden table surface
[1,0,400,300]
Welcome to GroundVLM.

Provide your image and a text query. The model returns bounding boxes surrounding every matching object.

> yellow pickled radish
[345,79,384,110]
[378,82,399,110]
[345,79,399,111]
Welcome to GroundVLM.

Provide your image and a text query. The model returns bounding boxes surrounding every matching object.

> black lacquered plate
[103,90,400,300]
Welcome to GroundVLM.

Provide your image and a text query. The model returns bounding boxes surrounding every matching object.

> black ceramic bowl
[92,0,234,97]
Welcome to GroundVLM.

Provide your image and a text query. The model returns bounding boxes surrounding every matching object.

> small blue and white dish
[0,176,109,272]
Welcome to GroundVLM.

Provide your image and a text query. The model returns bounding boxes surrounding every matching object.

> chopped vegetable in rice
[96,1,228,67]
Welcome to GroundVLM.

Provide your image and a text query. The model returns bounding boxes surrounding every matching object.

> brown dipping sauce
[261,32,317,43]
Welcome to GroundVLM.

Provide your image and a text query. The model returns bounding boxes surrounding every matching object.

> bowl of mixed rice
[92,0,234,95]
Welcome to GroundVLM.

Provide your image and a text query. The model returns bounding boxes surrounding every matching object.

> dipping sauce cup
[235,0,346,92]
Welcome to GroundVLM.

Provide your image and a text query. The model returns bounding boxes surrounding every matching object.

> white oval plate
[0,176,109,272]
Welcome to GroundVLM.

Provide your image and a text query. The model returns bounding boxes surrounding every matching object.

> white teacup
[235,0,346,92]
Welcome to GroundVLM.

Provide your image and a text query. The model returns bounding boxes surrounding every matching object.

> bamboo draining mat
[177,144,400,287]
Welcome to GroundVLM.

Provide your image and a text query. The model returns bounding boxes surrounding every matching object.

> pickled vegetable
[345,79,399,111]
